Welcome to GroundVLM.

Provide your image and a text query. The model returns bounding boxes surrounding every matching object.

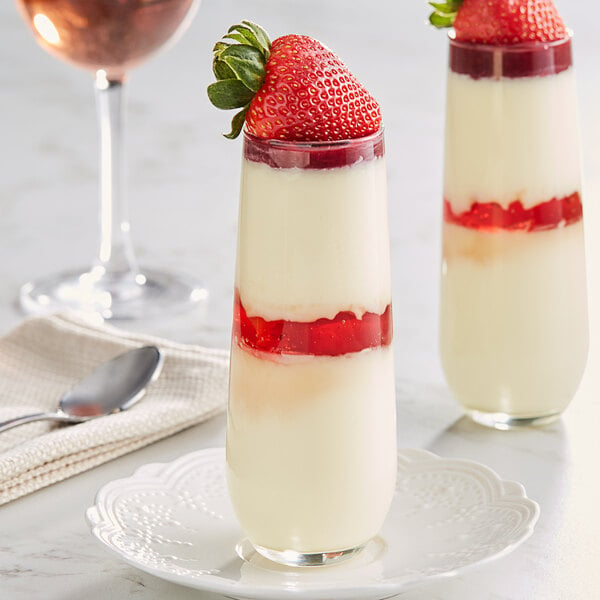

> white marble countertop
[1,1,599,598]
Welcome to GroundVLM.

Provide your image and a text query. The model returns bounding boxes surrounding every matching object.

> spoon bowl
[0,346,163,432]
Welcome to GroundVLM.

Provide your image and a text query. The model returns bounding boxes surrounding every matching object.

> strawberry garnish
[428,0,567,44]
[207,21,381,140]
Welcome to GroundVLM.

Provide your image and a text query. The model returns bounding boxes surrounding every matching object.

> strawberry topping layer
[243,128,384,169]
[449,36,572,79]
[444,192,582,232]
[233,291,393,356]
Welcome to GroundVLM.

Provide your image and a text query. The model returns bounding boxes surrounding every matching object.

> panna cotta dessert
[430,0,589,427]
[208,22,397,565]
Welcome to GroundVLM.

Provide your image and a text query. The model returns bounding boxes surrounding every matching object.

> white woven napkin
[0,313,229,505]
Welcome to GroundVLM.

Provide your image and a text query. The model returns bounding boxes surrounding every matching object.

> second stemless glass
[440,35,589,429]
[227,130,397,566]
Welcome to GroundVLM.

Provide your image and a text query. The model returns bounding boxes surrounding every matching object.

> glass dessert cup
[16,0,206,320]
[440,35,589,430]
[227,130,397,566]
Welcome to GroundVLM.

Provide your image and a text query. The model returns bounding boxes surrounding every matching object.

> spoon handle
[0,412,73,433]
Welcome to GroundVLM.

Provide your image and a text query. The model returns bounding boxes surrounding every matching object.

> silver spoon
[0,346,163,433]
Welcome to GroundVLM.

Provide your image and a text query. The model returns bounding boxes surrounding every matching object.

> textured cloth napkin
[0,313,229,505]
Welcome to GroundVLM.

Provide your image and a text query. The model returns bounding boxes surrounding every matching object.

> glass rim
[242,127,384,151]
[447,28,573,53]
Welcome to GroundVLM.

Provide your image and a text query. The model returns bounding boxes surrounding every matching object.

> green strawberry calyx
[428,1,463,28]
[207,21,271,139]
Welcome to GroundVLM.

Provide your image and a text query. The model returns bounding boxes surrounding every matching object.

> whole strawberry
[428,0,567,44]
[207,21,381,140]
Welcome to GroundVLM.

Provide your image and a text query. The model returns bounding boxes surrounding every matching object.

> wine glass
[15,0,207,320]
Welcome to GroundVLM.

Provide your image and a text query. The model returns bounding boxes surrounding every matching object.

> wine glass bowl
[15,0,206,320]
[17,0,196,79]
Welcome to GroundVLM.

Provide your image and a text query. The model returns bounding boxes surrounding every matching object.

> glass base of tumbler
[250,542,365,567]
[19,265,208,320]
[466,408,562,430]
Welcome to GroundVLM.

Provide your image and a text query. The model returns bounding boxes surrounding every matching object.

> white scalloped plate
[86,447,539,599]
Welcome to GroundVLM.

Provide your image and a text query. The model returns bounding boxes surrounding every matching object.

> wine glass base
[466,409,562,430]
[19,266,208,321]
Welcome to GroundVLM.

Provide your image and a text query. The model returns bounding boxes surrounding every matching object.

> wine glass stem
[94,70,139,279]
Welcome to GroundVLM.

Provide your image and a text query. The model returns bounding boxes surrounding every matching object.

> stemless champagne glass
[227,130,397,566]
[16,0,206,319]
[440,34,588,429]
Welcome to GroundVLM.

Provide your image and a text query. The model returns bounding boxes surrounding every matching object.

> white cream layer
[236,157,391,321]
[227,344,397,553]
[444,68,581,211]
[440,222,588,416]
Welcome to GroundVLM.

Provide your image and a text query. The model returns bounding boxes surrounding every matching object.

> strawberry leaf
[240,21,271,55]
[227,22,271,58]
[221,45,266,92]
[213,58,235,81]
[429,1,461,14]
[212,42,235,79]
[208,20,272,141]
[225,32,252,46]
[225,27,263,54]
[213,61,235,81]
[213,41,230,56]
[224,105,250,139]
[429,12,456,27]
[207,79,255,110]
[428,0,461,28]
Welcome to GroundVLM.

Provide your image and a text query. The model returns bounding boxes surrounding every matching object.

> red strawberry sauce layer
[243,129,384,170]
[449,37,572,79]
[233,290,392,356]
[444,192,582,232]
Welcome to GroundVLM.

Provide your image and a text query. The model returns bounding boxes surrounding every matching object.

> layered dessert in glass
[208,20,397,565]
[227,130,397,564]
[440,35,588,428]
